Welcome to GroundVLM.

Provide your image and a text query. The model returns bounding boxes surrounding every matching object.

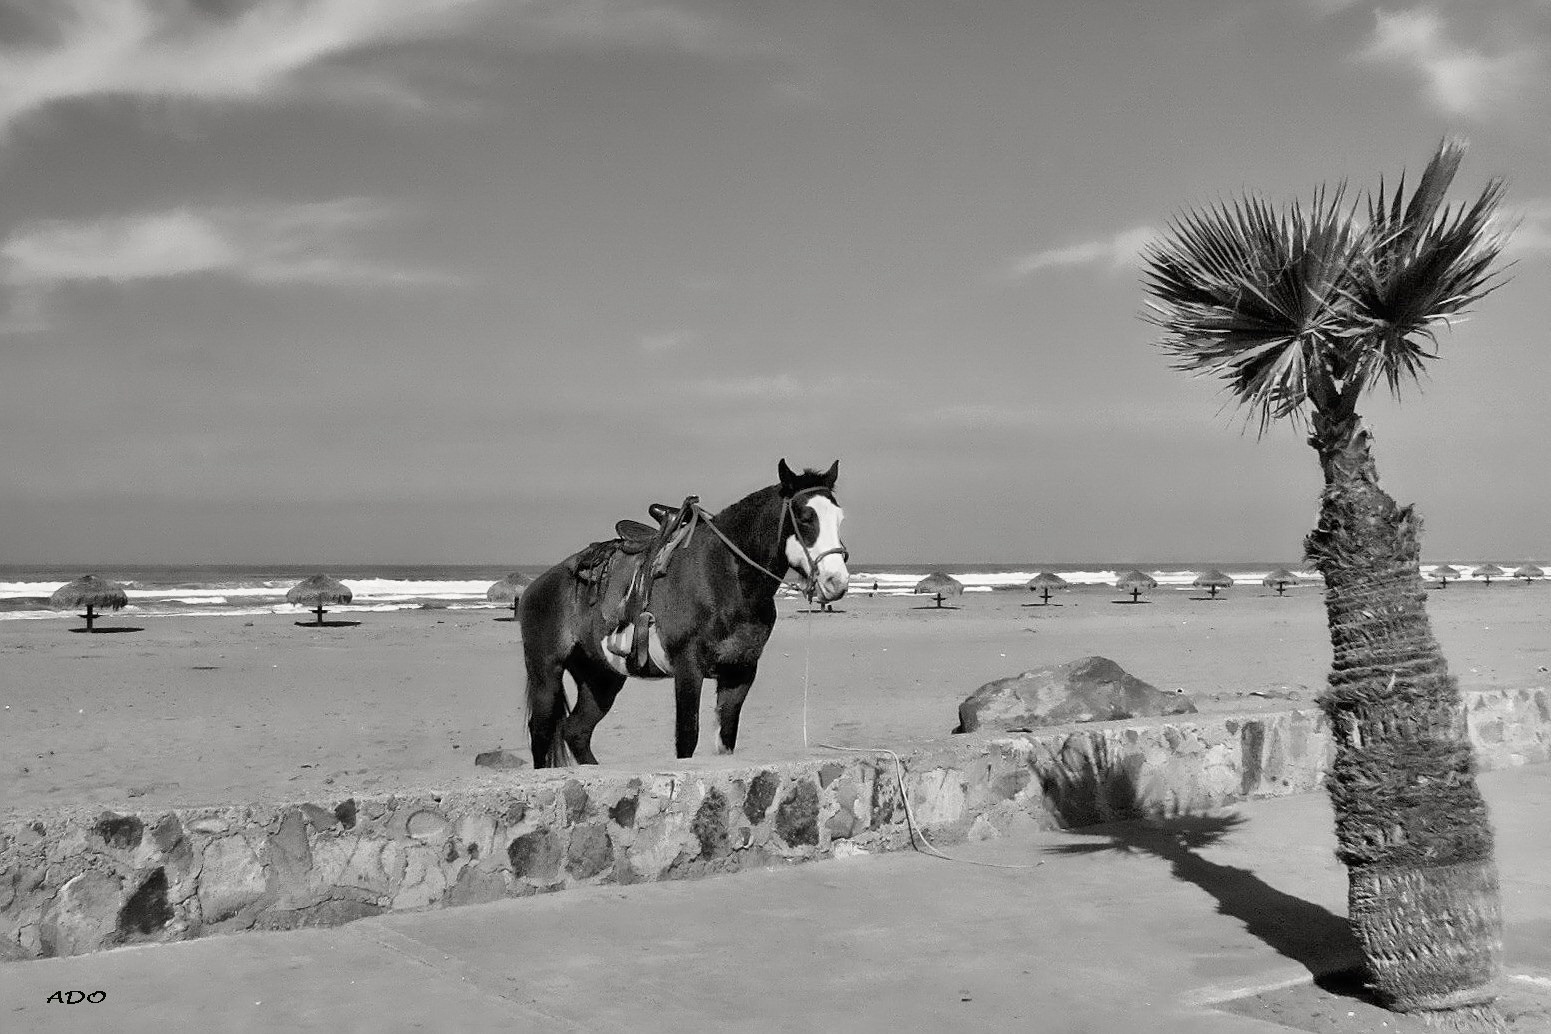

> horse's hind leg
[524,648,570,767]
[561,655,625,765]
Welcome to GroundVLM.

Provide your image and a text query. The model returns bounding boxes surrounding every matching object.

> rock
[41,871,122,956]
[955,656,1198,733]
[474,749,527,771]
[507,829,563,883]
[775,781,819,847]
[566,822,613,879]
[691,788,730,860]
[742,771,779,824]
[198,836,267,923]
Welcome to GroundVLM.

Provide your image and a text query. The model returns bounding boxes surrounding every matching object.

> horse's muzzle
[812,555,850,603]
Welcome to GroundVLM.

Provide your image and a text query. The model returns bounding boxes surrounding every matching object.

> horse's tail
[528,681,575,768]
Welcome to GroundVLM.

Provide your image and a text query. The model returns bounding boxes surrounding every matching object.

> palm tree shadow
[1037,742,1369,995]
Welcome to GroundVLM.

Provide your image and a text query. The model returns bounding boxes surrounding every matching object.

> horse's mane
[714,469,835,526]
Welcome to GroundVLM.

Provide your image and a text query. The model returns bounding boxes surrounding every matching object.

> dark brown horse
[519,460,849,767]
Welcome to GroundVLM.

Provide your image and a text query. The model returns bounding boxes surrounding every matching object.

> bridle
[691,486,849,601]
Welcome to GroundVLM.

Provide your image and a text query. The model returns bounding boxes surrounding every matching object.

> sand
[4,582,1548,817]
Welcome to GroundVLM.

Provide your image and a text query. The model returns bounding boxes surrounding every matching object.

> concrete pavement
[5,765,1549,1033]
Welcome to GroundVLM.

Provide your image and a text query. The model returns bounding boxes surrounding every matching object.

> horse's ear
[777,458,797,491]
[821,460,839,488]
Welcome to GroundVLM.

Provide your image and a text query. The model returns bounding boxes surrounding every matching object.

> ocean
[1,559,1534,622]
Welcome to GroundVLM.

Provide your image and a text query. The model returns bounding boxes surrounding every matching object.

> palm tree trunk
[1304,412,1503,1024]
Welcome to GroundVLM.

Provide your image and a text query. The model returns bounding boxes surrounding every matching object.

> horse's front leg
[672,658,706,759]
[713,662,757,755]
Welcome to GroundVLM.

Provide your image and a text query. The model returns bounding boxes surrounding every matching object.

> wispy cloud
[0,0,770,137]
[640,329,697,353]
[1501,198,1551,258]
[1007,225,1157,278]
[1360,6,1540,118]
[1,199,454,320]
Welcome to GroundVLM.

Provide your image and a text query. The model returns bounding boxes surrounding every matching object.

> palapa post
[49,574,129,632]
[1261,567,1299,596]
[286,574,353,626]
[1027,571,1068,604]
[1192,568,1233,599]
[913,571,963,609]
[486,572,532,619]
[1114,569,1156,604]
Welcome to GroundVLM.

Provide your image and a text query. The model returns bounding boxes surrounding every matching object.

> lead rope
[796,593,1040,871]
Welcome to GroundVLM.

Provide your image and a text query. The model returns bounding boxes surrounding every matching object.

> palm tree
[1141,140,1511,1026]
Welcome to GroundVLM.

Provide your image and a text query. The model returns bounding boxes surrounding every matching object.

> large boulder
[955,656,1197,733]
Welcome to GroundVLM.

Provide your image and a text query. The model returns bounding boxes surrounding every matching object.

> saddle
[573,496,700,677]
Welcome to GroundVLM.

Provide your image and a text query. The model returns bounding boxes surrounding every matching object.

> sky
[1,0,1549,567]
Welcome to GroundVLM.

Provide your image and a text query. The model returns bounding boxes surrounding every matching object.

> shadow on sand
[1038,741,1367,992]
[493,616,519,622]
[293,620,362,628]
[68,626,145,634]
[1110,599,1153,605]
[910,604,960,611]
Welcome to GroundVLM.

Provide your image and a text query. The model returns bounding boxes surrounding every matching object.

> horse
[519,459,849,767]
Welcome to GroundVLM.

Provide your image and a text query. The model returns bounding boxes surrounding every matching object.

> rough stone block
[198,836,266,924]
[41,871,122,957]
[775,780,819,847]
[566,822,612,879]
[508,829,563,883]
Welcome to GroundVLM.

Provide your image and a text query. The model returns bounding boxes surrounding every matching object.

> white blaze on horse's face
[786,495,849,602]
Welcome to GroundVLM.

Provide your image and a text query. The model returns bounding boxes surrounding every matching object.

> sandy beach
[4,582,1548,817]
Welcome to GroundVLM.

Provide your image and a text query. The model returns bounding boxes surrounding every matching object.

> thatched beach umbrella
[914,571,963,608]
[49,574,129,632]
[1472,563,1505,587]
[1432,564,1461,589]
[1513,564,1544,585]
[486,572,532,618]
[1262,567,1299,596]
[287,574,353,625]
[1114,569,1157,604]
[1027,571,1068,604]
[1193,568,1234,599]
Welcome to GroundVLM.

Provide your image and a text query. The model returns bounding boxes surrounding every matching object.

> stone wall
[3,687,1546,960]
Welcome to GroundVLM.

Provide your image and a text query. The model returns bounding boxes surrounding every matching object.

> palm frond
[1141,185,1358,434]
[1344,140,1512,401]
[1143,140,1514,431]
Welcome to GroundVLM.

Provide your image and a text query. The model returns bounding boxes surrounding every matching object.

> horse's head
[777,458,849,603]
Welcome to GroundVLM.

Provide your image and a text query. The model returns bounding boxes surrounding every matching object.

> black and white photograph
[3,1,1551,1031]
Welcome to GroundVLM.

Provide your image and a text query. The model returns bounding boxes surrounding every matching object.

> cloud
[1,198,455,305]
[0,0,766,137]
[1360,6,1538,117]
[640,330,697,353]
[1007,224,1157,278]
[1501,199,1551,258]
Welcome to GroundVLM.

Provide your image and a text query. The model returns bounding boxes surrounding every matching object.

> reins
[690,486,848,603]
[697,486,1033,871]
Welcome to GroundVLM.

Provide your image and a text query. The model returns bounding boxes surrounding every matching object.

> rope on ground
[813,743,1044,871]
[793,603,1041,871]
